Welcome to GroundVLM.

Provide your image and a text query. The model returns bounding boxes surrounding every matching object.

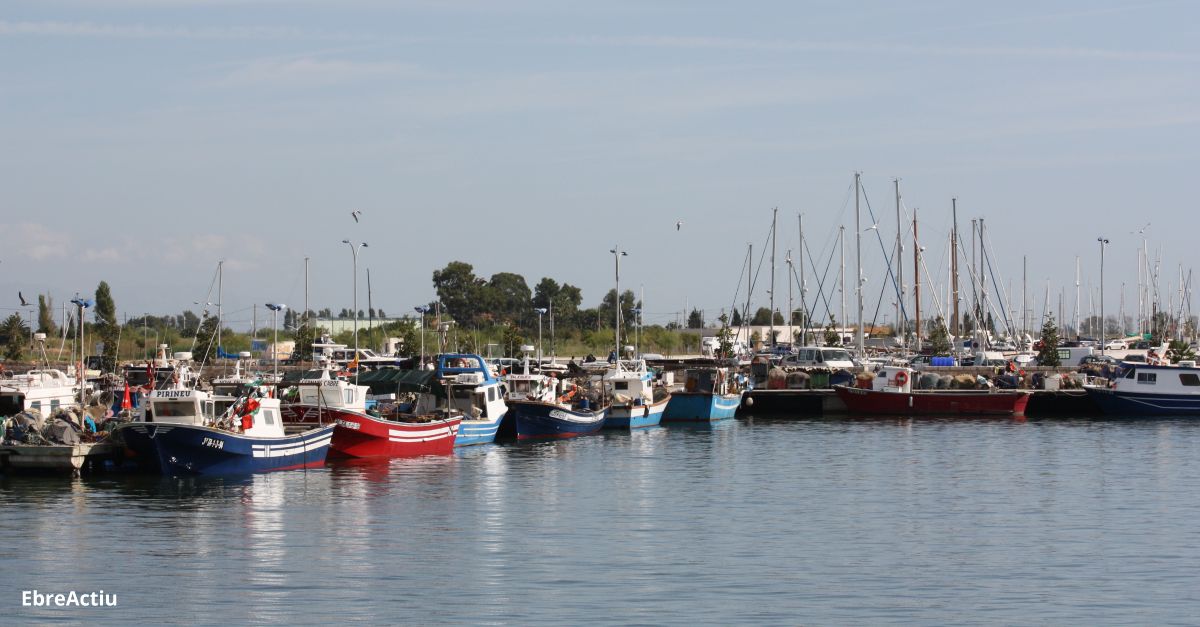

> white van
[779,346,857,369]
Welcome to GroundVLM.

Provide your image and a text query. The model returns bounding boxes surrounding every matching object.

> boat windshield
[152,401,197,418]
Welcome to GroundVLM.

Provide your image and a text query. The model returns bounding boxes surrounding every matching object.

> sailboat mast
[950,198,960,338]
[770,207,777,348]
[1075,256,1081,341]
[745,243,753,351]
[217,259,223,359]
[839,227,845,345]
[895,178,903,347]
[913,208,921,352]
[855,172,864,356]
[799,213,807,346]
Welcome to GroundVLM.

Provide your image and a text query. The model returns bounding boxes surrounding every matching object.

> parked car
[1104,339,1127,350]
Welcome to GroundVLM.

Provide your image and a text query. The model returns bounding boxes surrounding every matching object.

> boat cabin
[296,368,369,412]
[1112,363,1200,395]
[872,366,915,393]
[0,369,80,417]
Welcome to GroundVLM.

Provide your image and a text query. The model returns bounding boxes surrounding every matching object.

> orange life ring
[894,371,909,386]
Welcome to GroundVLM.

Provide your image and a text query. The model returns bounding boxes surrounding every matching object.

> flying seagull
[18,291,28,307]
[351,210,362,223]
[676,220,683,231]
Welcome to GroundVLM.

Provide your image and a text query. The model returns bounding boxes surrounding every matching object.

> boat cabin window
[343,389,356,404]
[487,387,496,402]
[263,409,277,425]
[614,381,629,391]
[1137,372,1157,384]
[153,401,197,417]
[1180,373,1200,387]
[1123,368,1135,379]
[203,400,215,419]
[30,401,42,412]
[50,399,61,412]
[511,380,531,394]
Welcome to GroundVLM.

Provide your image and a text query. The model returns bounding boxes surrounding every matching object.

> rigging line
[728,245,752,324]
[980,227,1017,337]
[802,231,842,328]
[746,217,776,321]
[189,263,221,355]
[859,183,909,325]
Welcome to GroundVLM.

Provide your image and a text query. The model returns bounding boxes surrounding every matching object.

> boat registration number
[336,419,360,430]
[201,437,224,450]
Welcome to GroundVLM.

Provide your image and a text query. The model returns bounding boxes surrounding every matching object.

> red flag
[121,382,132,410]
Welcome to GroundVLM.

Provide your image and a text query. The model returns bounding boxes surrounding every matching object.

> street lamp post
[70,296,93,407]
[342,240,368,381]
[534,308,547,364]
[631,307,641,356]
[266,303,286,385]
[1099,237,1109,354]
[414,306,429,368]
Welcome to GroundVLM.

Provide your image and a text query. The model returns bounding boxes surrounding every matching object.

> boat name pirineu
[154,390,195,398]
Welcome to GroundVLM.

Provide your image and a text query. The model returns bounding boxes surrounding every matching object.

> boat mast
[770,207,777,349]
[839,226,845,346]
[1022,256,1028,347]
[786,248,793,349]
[895,178,904,348]
[854,172,864,356]
[217,259,223,362]
[745,243,753,352]
[913,208,921,352]
[951,198,960,338]
[611,245,627,372]
[1080,254,1089,338]
[799,213,807,346]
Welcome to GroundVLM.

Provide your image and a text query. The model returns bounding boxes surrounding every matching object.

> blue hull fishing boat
[1085,362,1200,415]
[662,367,743,422]
[509,400,608,440]
[662,393,740,422]
[601,358,670,430]
[128,422,333,475]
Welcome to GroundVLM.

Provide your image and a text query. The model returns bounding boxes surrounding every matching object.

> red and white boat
[327,409,460,459]
[835,366,1030,416]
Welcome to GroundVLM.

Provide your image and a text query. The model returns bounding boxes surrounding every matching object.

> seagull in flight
[351,210,362,223]
[18,291,28,307]
[675,220,683,231]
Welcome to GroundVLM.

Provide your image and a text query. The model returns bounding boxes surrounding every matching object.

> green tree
[485,272,532,326]
[823,316,840,346]
[730,308,743,327]
[928,316,952,355]
[687,308,704,329]
[716,314,733,358]
[0,313,29,361]
[37,294,56,336]
[94,281,119,369]
[1037,315,1061,367]
[750,307,773,325]
[1166,339,1196,364]
[433,261,485,326]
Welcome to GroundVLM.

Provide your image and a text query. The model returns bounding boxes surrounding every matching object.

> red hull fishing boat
[835,367,1030,416]
[328,411,460,459]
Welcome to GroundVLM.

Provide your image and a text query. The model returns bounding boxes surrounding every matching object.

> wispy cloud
[3,223,67,261]
[557,35,1196,63]
[0,19,360,41]
[217,56,427,87]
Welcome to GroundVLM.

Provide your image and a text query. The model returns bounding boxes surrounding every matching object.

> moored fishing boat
[327,409,460,458]
[123,385,333,475]
[601,358,668,429]
[834,366,1030,416]
[1085,361,1200,415]
[508,393,608,440]
[662,367,742,422]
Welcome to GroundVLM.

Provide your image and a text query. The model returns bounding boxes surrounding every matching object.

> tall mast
[855,172,864,356]
[799,213,807,346]
[217,259,223,359]
[786,248,793,348]
[839,226,845,345]
[304,256,310,328]
[1080,254,1089,338]
[1022,256,1028,345]
[913,208,921,352]
[746,243,753,350]
[950,198,960,338]
[770,207,777,347]
[979,218,987,340]
[895,178,904,347]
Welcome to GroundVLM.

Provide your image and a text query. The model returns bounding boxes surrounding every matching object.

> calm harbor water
[5,415,1200,625]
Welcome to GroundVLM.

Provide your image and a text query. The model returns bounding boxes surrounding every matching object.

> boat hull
[455,411,505,447]
[125,423,333,476]
[662,392,741,422]
[1085,387,1200,415]
[509,401,607,440]
[329,412,460,458]
[834,386,1030,415]
[603,397,668,429]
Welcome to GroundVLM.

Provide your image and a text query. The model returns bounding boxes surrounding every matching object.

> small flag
[122,382,132,410]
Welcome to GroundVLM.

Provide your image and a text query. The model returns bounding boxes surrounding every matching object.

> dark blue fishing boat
[509,397,608,440]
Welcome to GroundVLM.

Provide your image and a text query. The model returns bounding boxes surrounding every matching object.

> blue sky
[2,0,1198,333]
